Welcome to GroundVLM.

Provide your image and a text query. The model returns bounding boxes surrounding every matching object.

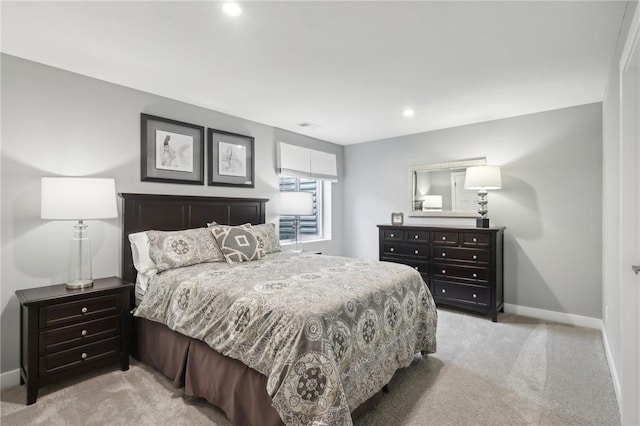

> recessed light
[222,3,242,17]
[403,108,415,117]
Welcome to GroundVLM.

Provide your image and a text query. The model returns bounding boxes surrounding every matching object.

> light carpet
[0,309,619,425]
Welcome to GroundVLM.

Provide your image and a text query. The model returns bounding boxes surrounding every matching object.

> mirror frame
[408,157,486,217]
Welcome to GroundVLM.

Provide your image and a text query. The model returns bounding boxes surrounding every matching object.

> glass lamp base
[66,279,94,289]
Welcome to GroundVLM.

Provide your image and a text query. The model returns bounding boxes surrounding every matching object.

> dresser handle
[473,238,477,242]
[81,352,88,360]
[472,293,477,298]
[441,289,446,294]
[81,307,88,314]
[442,269,446,274]
[414,266,419,271]
[472,255,477,260]
[414,250,419,254]
[414,235,419,239]
[390,233,395,238]
[390,247,395,252]
[81,330,87,337]
[473,273,477,278]
[442,236,446,240]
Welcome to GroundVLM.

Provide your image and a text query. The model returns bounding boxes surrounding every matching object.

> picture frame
[140,113,204,185]
[391,212,404,226]
[207,128,255,188]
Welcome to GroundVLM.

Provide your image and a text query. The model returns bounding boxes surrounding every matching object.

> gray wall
[0,54,344,373]
[343,103,603,318]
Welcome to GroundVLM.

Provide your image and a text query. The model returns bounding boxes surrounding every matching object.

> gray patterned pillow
[209,224,265,263]
[251,223,283,254]
[147,228,225,272]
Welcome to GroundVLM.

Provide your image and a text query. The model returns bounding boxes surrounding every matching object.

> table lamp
[41,177,118,289]
[279,191,314,252]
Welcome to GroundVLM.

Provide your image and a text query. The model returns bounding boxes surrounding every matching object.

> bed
[121,193,437,426]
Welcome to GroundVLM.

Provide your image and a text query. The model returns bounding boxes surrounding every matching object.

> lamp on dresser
[464,165,502,228]
[279,191,314,252]
[41,177,118,289]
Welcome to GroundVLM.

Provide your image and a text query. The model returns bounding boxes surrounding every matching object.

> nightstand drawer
[432,247,489,264]
[39,337,120,376]
[432,263,488,282]
[39,294,122,329]
[434,281,489,306]
[39,315,120,356]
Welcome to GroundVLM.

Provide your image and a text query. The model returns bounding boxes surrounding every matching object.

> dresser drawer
[432,247,489,264]
[39,336,121,376]
[405,230,429,243]
[431,262,488,282]
[383,243,428,258]
[461,232,490,247]
[432,231,459,246]
[383,229,403,241]
[382,257,429,275]
[39,294,122,329]
[433,281,489,306]
[39,315,120,356]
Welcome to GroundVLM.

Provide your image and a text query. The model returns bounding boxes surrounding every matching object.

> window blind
[279,177,319,240]
[277,142,338,181]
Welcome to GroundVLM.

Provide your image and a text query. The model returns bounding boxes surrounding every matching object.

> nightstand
[15,276,134,405]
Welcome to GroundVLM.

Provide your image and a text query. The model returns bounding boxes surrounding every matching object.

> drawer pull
[441,289,446,294]
[414,235,419,239]
[442,236,446,240]
[472,293,477,298]
[442,269,446,274]
[414,250,419,254]
[414,266,419,271]
[390,233,395,238]
[442,252,446,257]
[81,352,88,360]
[472,255,477,260]
[473,273,477,278]
[81,307,88,314]
[81,329,87,337]
[390,247,395,252]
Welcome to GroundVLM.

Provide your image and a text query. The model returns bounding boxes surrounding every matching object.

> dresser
[378,225,505,321]
[15,277,134,404]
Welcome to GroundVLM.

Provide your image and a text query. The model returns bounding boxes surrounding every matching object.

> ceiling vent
[298,121,320,130]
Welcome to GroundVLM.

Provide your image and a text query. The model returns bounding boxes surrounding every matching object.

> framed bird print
[140,113,205,185]
[207,128,255,188]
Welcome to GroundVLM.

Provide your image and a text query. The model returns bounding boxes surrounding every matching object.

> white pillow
[134,269,157,305]
[128,231,158,273]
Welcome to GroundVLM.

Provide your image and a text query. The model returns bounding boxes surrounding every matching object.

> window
[279,176,328,242]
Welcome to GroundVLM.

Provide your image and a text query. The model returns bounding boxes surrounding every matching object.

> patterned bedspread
[134,251,437,425]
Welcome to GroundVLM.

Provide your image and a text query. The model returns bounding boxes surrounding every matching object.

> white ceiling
[1,1,629,145]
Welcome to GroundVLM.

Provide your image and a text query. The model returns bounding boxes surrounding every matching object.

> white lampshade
[279,191,314,216]
[464,166,502,190]
[422,195,443,209]
[41,177,118,220]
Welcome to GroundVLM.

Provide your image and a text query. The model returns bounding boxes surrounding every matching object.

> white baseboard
[503,303,602,329]
[1,369,21,390]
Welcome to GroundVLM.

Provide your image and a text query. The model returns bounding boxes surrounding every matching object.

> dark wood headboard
[120,193,268,284]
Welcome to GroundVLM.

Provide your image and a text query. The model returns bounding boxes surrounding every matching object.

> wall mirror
[408,158,486,217]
